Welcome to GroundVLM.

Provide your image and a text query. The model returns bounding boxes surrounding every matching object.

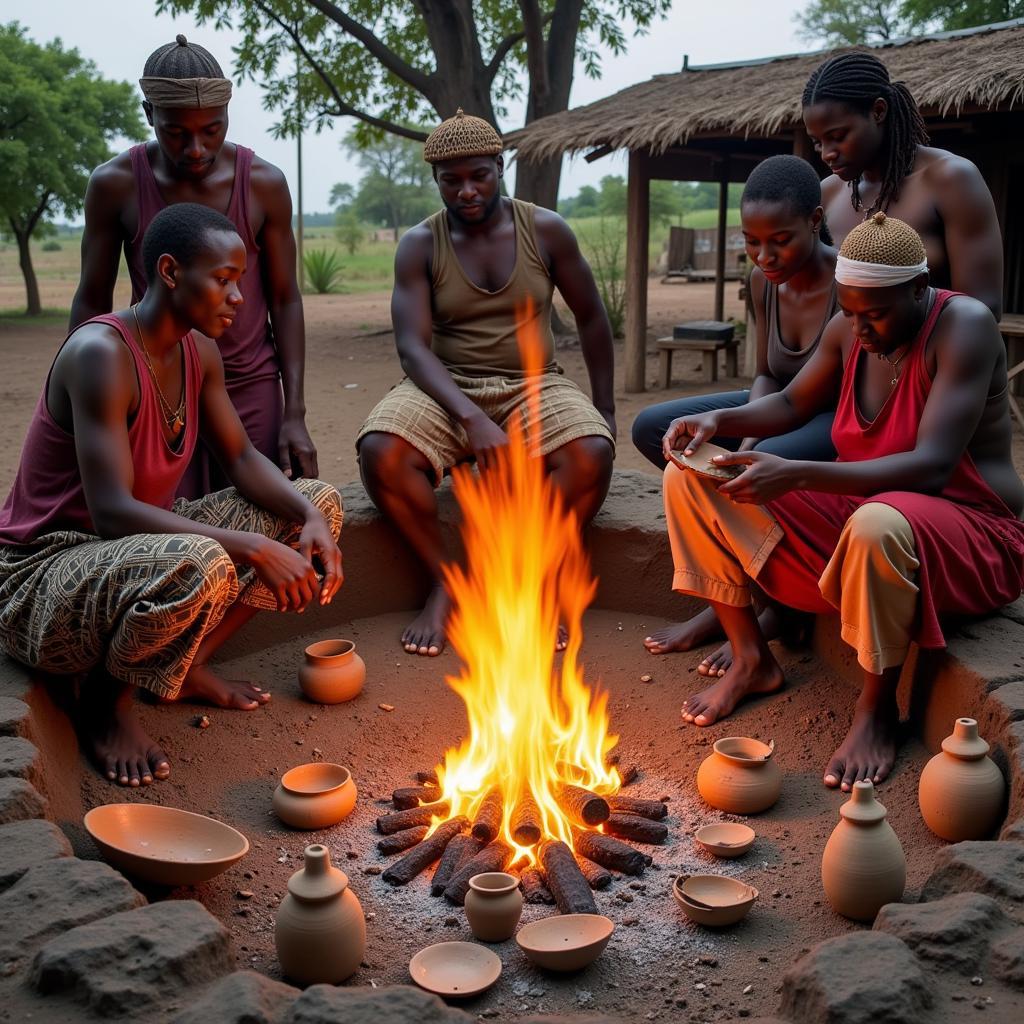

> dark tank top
[764,279,839,385]
[0,314,202,545]
[125,143,279,385]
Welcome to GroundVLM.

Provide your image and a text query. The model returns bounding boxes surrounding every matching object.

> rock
[0,857,144,972]
[0,736,41,783]
[525,1017,623,1024]
[31,900,232,1015]
[780,932,930,1024]
[0,776,47,823]
[921,841,1024,905]
[283,984,474,1023]
[874,893,1007,970]
[989,929,1024,991]
[0,818,71,891]
[0,696,30,737]
[172,970,299,1024]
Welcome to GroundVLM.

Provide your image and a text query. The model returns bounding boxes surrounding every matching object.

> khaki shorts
[357,372,614,485]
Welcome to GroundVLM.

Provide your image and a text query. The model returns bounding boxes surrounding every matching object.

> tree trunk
[14,229,42,317]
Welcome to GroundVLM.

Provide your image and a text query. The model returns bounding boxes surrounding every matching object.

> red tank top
[0,314,201,545]
[125,142,279,385]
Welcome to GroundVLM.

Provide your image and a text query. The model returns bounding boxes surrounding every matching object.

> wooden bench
[656,320,738,386]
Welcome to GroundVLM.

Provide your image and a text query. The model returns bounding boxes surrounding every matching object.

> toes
[874,759,894,785]
[150,750,171,780]
[104,755,117,782]
[840,762,859,791]
[823,756,844,788]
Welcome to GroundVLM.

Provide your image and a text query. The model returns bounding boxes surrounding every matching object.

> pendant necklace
[132,305,185,437]
[877,344,909,388]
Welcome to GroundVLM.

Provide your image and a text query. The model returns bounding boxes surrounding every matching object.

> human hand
[246,536,322,612]
[737,437,760,453]
[715,451,798,503]
[662,412,722,462]
[278,415,318,479]
[298,513,344,605]
[463,412,510,471]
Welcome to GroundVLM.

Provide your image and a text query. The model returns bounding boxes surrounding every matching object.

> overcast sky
[16,0,812,216]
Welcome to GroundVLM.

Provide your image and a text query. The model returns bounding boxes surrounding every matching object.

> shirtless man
[70,34,316,497]
[357,110,616,657]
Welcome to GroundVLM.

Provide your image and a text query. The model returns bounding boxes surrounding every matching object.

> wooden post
[295,42,305,293]
[625,149,650,393]
[714,157,730,322]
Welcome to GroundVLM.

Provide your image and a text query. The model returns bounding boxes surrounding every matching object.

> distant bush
[303,248,344,294]
[42,240,62,252]
[578,218,626,338]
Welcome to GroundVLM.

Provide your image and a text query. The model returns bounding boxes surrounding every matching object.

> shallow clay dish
[694,823,756,858]
[669,441,743,481]
[516,914,615,971]
[273,762,357,829]
[673,875,758,927]
[84,804,248,886]
[409,941,501,998]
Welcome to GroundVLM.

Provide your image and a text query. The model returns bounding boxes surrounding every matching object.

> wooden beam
[625,148,650,393]
[714,157,730,322]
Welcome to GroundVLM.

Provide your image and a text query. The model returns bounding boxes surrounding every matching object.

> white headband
[835,254,928,287]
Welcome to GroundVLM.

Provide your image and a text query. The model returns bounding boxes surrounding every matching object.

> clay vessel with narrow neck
[821,780,905,921]
[275,844,366,985]
[919,717,1005,841]
[464,871,523,942]
[298,639,365,704]
[696,737,782,814]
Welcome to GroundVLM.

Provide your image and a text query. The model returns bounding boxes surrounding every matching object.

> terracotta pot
[464,871,523,942]
[919,717,1005,842]
[298,639,365,704]
[273,762,357,830]
[275,844,366,986]
[696,737,782,814]
[821,780,905,922]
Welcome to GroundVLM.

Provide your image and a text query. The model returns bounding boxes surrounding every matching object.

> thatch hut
[509,19,1024,391]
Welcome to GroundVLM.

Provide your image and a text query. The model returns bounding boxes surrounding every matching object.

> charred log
[381,816,468,886]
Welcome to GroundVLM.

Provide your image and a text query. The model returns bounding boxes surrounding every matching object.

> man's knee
[631,407,661,453]
[294,479,344,540]
[358,432,429,481]
[164,535,237,598]
[842,502,915,553]
[555,436,614,488]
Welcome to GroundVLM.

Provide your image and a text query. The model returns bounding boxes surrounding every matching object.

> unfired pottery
[273,762,357,830]
[821,780,905,922]
[918,717,1005,842]
[670,440,744,481]
[696,737,782,814]
[409,941,502,998]
[464,871,523,942]
[515,915,614,971]
[275,844,365,985]
[673,875,758,927]
[83,804,248,886]
[694,822,756,858]
[298,639,366,704]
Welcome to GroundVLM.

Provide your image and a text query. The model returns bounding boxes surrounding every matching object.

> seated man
[357,109,616,657]
[0,203,343,787]
[660,213,1024,791]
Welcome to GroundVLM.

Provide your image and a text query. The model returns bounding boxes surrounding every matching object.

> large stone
[0,696,30,736]
[0,776,47,823]
[283,984,474,1024]
[0,735,41,783]
[874,892,1007,970]
[0,818,71,891]
[0,857,144,974]
[780,932,930,1024]
[172,970,299,1024]
[31,900,232,1016]
[989,928,1024,991]
[921,841,1024,905]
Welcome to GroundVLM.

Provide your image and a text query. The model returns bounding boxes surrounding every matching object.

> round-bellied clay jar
[273,762,357,830]
[821,780,905,922]
[918,717,1005,842]
[298,639,365,704]
[464,871,523,942]
[275,844,365,985]
[696,737,782,814]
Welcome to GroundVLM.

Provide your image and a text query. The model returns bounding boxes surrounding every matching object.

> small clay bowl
[515,914,615,971]
[273,762,357,830]
[673,875,758,927]
[695,823,756,858]
[409,941,502,998]
[84,804,248,886]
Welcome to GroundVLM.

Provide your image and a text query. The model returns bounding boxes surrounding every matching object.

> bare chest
[449,222,518,292]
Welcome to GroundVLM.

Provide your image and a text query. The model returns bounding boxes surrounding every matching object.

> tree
[597,175,627,217]
[155,0,671,210]
[901,0,1024,31]
[334,209,362,254]
[329,181,355,209]
[795,0,908,44]
[0,23,145,314]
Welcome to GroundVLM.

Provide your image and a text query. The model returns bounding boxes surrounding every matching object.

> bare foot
[680,652,785,727]
[177,663,272,710]
[696,606,798,677]
[403,585,450,656]
[824,696,900,791]
[643,606,722,655]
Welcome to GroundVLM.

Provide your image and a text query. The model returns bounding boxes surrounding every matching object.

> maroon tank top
[0,314,202,545]
[125,142,279,385]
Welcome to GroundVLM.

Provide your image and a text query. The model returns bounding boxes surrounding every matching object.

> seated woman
[0,203,343,788]
[660,214,1024,791]
[633,155,838,672]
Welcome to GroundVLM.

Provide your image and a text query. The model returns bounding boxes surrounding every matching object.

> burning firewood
[577,855,612,890]
[415,768,440,786]
[540,841,598,915]
[430,833,484,896]
[377,825,428,856]
[376,800,449,835]
[510,792,542,847]
[556,784,610,827]
[520,868,555,905]
[443,841,513,905]
[574,830,648,875]
[608,795,667,820]
[392,785,436,811]
[471,787,504,843]
[381,816,468,886]
[604,812,669,845]
[619,765,639,787]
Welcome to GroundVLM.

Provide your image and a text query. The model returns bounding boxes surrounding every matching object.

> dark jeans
[631,390,836,470]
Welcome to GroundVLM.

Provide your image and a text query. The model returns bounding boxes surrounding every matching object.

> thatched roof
[509,19,1024,162]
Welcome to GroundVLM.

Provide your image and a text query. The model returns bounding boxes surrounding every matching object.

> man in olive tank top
[358,110,616,657]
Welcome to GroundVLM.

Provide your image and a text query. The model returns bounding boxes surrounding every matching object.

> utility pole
[295,37,305,292]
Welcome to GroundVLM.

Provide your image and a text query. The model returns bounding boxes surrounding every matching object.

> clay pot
[515,915,615,971]
[273,763,357,830]
[298,639,365,704]
[696,737,782,814]
[464,871,523,942]
[918,717,1005,842]
[275,844,366,986]
[821,780,905,922]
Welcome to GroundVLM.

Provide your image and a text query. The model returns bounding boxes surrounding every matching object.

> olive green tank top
[427,198,556,377]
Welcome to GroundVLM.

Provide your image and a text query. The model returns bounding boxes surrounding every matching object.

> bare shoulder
[820,173,846,205]
[395,219,434,268]
[59,320,133,381]
[531,204,576,245]
[87,149,136,204]
[748,265,767,307]
[249,152,291,199]
[935,292,1001,354]
[919,146,988,198]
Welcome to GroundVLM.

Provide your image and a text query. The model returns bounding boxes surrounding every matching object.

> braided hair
[144,34,225,80]
[742,155,834,245]
[802,52,929,215]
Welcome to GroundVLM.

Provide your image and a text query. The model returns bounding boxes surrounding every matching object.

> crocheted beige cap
[423,108,502,164]
[840,212,926,266]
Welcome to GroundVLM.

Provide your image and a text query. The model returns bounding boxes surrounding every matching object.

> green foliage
[576,217,626,338]
[901,0,1024,31]
[41,240,61,252]
[329,181,355,210]
[303,248,344,293]
[334,209,363,255]
[560,180,744,228]
[344,128,436,232]
[558,184,599,218]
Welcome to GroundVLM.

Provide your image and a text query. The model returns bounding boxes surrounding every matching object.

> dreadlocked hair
[802,52,929,215]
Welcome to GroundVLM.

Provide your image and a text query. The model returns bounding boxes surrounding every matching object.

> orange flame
[431,300,619,865]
